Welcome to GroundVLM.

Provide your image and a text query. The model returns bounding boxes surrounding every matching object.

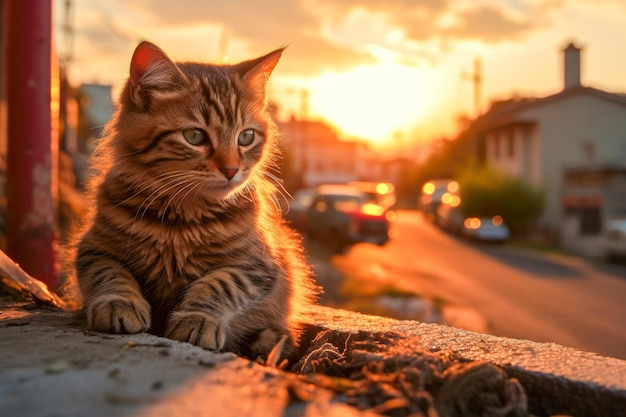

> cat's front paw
[165,311,226,350]
[87,295,151,334]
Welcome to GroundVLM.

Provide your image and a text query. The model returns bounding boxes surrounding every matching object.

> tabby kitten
[74,41,317,357]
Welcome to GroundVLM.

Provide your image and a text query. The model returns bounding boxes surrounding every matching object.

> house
[470,42,626,247]
[278,117,371,188]
[278,117,416,191]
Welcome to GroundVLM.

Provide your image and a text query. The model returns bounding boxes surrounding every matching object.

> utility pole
[5,0,59,288]
[60,0,74,67]
[462,57,483,117]
[299,89,309,120]
[299,88,309,188]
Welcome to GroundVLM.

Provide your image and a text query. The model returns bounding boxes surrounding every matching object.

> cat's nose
[219,166,239,180]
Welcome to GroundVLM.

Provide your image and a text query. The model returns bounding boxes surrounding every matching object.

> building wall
[517,93,626,230]
[278,118,373,188]
[486,125,541,186]
[606,175,626,218]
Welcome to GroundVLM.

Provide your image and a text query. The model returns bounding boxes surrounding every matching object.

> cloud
[131,0,315,45]
[313,0,556,45]
[106,0,377,74]
[67,0,567,82]
[440,5,537,43]
[281,36,378,75]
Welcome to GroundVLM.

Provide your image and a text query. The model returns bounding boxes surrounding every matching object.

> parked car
[305,184,391,252]
[436,201,464,233]
[420,179,458,223]
[602,219,626,263]
[461,216,510,242]
[348,181,397,211]
[283,188,316,232]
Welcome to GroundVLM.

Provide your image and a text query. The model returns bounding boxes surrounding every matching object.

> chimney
[563,42,582,90]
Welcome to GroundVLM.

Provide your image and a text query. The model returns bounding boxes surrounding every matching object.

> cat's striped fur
[73,41,317,357]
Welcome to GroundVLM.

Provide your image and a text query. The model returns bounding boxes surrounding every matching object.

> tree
[457,166,544,236]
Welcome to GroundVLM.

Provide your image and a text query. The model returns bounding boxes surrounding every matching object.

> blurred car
[601,219,626,263]
[436,200,464,233]
[461,216,510,242]
[420,179,458,222]
[283,188,316,231]
[305,184,391,252]
[348,181,397,211]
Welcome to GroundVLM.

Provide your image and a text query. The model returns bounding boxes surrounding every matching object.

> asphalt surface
[329,210,626,360]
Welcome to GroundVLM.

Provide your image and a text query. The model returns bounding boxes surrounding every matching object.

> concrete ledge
[305,306,626,416]
[1,302,625,416]
[0,303,369,417]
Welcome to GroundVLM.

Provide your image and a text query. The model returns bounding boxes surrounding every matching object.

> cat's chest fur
[112,205,254,286]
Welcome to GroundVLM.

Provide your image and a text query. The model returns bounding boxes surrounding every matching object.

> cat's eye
[183,128,207,146]
[238,129,256,147]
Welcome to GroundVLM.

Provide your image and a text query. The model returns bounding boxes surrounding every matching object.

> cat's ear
[235,47,285,97]
[129,41,185,110]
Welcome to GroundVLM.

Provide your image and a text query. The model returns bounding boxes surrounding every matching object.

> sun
[307,63,436,144]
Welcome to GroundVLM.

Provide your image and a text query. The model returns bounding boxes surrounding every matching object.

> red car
[305,185,392,252]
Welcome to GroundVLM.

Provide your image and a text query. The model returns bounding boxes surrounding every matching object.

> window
[565,206,602,235]
[333,196,363,213]
[313,198,328,213]
[579,207,601,235]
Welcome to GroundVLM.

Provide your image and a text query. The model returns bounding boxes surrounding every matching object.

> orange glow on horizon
[307,63,436,143]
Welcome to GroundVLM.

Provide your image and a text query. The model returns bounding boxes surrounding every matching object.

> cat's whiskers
[178,181,204,212]
[160,178,199,223]
[109,171,190,211]
[237,183,255,204]
[122,175,196,266]
[134,173,197,220]
[117,172,196,254]
[139,179,195,222]
[264,171,291,215]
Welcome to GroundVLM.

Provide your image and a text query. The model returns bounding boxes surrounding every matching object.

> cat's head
[109,41,283,203]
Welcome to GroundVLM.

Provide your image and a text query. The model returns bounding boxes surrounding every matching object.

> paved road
[335,210,626,360]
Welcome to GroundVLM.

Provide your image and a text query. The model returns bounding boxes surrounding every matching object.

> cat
[72,41,318,358]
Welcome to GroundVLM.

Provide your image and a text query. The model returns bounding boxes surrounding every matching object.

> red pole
[5,0,59,288]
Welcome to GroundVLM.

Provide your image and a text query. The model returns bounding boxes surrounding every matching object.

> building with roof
[469,42,626,250]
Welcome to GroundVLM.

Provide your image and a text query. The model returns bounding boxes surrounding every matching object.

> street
[327,210,626,360]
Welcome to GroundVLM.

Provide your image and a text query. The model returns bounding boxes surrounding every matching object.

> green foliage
[457,166,544,235]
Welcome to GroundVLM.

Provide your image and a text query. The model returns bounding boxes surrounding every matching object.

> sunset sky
[54,0,626,146]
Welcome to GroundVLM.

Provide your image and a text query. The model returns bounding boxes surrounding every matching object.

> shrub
[457,166,544,236]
